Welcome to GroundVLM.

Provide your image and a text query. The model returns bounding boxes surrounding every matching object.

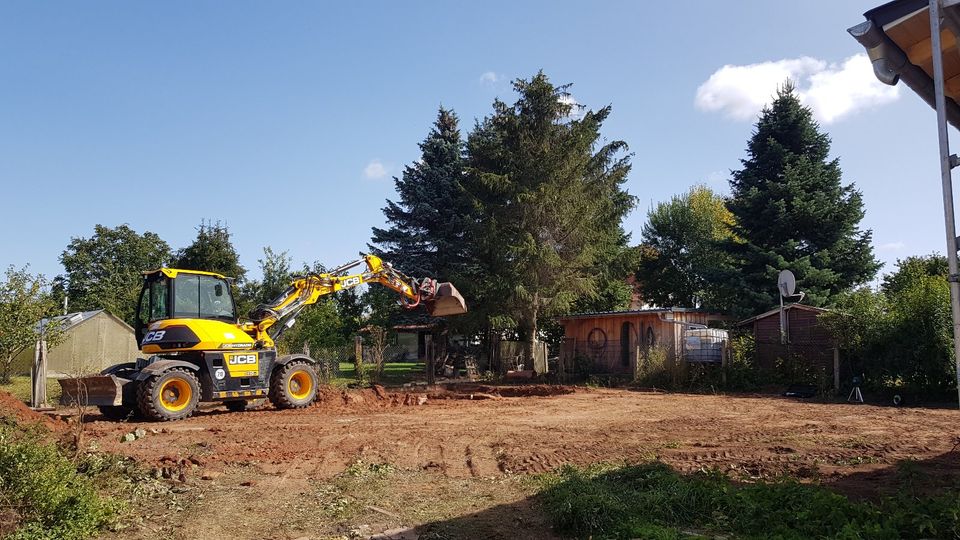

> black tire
[97,405,134,421]
[269,361,318,409]
[224,398,266,412]
[136,368,200,421]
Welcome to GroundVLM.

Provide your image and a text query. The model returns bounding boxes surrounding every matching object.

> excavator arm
[246,254,465,345]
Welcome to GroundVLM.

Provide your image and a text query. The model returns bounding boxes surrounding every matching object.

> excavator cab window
[135,272,170,343]
[172,274,236,322]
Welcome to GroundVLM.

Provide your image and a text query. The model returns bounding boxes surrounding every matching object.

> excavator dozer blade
[426,282,468,316]
[58,375,126,407]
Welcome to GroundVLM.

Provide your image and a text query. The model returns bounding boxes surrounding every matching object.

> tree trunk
[1,355,10,385]
[524,297,539,368]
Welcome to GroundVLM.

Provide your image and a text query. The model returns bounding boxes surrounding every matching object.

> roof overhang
[849,0,960,129]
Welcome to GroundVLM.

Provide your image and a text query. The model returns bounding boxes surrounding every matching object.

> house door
[620,322,634,367]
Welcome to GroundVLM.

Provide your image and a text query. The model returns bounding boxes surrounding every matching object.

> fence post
[354,335,363,382]
[425,334,435,385]
[720,339,728,386]
[31,339,48,409]
[833,348,840,392]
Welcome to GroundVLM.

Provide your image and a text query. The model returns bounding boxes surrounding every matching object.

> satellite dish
[777,270,796,297]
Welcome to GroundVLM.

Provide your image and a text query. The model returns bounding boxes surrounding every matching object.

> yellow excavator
[59,254,466,421]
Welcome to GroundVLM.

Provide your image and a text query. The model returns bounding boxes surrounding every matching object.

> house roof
[849,0,960,129]
[735,304,829,327]
[556,307,724,321]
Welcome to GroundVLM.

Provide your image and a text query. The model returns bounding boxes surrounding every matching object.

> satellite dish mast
[777,270,797,345]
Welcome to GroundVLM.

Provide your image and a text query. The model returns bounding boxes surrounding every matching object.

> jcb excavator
[59,254,466,421]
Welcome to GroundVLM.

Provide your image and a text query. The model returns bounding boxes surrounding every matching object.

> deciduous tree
[59,224,171,325]
[0,267,64,383]
[636,185,736,309]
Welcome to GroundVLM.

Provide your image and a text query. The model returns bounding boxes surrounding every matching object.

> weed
[0,420,120,540]
[537,462,960,539]
[344,459,394,479]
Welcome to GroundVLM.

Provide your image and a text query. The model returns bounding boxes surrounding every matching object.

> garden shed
[736,304,840,389]
[12,310,139,377]
[556,308,728,375]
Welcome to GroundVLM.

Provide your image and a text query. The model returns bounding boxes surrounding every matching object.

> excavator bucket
[426,282,468,316]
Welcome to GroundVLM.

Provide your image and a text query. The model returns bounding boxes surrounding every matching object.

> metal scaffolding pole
[929,0,960,408]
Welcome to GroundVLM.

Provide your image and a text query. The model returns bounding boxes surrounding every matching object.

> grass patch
[0,376,61,405]
[538,462,960,539]
[0,419,119,539]
[331,362,423,387]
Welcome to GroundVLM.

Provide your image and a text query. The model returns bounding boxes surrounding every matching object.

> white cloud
[878,241,906,251]
[558,93,585,120]
[479,71,501,84]
[695,54,900,124]
[363,159,388,180]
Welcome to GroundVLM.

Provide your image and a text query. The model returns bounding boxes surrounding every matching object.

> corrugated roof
[556,307,721,320]
[37,309,103,333]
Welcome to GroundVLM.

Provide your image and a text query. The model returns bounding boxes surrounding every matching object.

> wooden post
[354,335,363,382]
[720,339,728,386]
[425,334,435,385]
[31,339,48,408]
[833,348,840,392]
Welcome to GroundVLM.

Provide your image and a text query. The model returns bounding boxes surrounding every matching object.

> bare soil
[61,387,960,538]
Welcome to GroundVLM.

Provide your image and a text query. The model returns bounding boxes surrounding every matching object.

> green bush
[538,462,960,539]
[820,255,957,399]
[0,420,118,540]
[633,345,672,388]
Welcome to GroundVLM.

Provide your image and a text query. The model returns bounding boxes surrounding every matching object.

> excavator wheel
[269,361,318,409]
[136,368,200,421]
[224,398,267,412]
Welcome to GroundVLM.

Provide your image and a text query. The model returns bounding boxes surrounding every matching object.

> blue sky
[0,1,950,284]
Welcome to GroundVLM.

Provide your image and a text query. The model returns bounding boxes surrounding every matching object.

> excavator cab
[133,269,238,344]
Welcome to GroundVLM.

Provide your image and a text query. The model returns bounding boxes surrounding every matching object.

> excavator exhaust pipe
[426,282,468,317]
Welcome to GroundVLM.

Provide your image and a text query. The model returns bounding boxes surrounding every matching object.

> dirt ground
[50,386,960,539]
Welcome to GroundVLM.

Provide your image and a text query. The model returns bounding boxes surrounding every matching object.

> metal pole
[929,0,960,408]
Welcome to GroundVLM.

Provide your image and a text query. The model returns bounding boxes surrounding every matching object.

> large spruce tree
[465,72,634,355]
[370,107,469,279]
[724,83,880,317]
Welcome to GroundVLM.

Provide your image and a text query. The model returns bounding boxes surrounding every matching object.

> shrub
[0,420,119,540]
[538,462,960,539]
[634,345,672,388]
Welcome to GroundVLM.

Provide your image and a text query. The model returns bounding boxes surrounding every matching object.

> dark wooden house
[736,304,839,388]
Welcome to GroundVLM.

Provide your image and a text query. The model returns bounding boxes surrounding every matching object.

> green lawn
[330,361,424,387]
[0,375,61,405]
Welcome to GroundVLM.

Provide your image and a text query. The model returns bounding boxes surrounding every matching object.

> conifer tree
[465,72,634,355]
[174,220,246,281]
[370,107,469,280]
[724,83,880,316]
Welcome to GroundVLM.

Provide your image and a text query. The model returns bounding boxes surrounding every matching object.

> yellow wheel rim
[159,378,191,412]
[288,370,313,400]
